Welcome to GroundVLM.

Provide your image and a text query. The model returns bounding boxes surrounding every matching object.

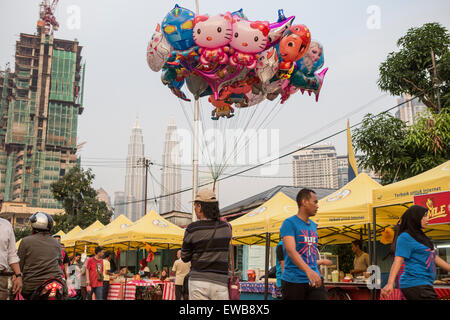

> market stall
[60,225,83,243]
[379,286,450,300]
[61,220,104,256]
[312,173,383,300]
[239,280,281,300]
[371,160,450,292]
[230,174,384,300]
[107,279,176,300]
[97,210,185,300]
[99,210,185,250]
[230,192,298,299]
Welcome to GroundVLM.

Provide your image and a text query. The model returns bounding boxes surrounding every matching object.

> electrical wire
[113,93,423,207]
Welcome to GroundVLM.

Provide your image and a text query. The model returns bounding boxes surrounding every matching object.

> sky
[1,0,449,211]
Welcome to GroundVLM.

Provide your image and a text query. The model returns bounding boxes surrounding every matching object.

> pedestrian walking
[181,189,232,300]
[172,249,191,300]
[0,218,22,300]
[275,240,286,296]
[53,234,70,280]
[86,246,104,300]
[382,205,450,300]
[280,188,332,300]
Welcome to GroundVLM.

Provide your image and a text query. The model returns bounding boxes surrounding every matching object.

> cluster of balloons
[147,5,328,120]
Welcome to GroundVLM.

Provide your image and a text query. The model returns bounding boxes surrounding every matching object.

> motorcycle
[29,277,67,300]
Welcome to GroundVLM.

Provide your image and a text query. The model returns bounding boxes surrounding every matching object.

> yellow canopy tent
[230,192,298,246]
[230,174,383,246]
[60,226,83,243]
[372,160,450,240]
[61,220,105,256]
[99,210,185,250]
[54,230,66,237]
[313,173,382,245]
[61,220,104,248]
[77,215,133,253]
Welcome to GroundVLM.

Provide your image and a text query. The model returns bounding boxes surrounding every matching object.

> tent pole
[264,233,270,300]
[367,223,372,265]
[192,0,200,222]
[372,208,377,266]
[73,240,77,260]
[372,207,377,300]
[123,241,130,301]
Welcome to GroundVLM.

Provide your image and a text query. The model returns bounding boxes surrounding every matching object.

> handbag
[14,293,24,300]
[227,223,240,300]
[96,260,104,282]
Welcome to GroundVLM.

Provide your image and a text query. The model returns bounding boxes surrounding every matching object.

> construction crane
[37,0,59,35]
[76,141,87,151]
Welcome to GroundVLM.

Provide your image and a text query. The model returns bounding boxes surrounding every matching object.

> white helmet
[29,212,54,232]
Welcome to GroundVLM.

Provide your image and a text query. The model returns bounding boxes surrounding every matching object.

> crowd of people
[1,188,449,301]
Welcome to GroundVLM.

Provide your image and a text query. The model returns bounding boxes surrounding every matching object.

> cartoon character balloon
[193,13,233,65]
[149,6,329,118]
[278,25,311,74]
[297,40,324,76]
[267,10,295,48]
[162,5,195,51]
[229,18,270,69]
[147,23,173,72]
[256,47,279,86]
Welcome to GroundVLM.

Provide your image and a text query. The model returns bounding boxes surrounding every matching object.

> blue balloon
[162,5,195,51]
[231,8,248,20]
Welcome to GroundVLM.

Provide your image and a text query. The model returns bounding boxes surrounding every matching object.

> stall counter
[324,282,379,300]
[379,285,450,300]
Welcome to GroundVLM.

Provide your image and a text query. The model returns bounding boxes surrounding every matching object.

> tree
[354,111,449,185]
[378,23,450,111]
[14,227,31,241]
[51,166,112,233]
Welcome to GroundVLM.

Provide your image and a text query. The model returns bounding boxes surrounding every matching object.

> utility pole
[137,158,153,216]
[192,0,200,222]
[430,48,441,112]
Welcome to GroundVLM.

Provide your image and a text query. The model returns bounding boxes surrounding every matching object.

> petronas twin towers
[159,118,182,214]
[117,117,181,221]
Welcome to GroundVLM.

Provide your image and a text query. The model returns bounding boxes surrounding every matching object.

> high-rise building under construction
[0,2,85,208]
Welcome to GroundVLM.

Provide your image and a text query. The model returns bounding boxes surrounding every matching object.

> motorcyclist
[17,212,67,299]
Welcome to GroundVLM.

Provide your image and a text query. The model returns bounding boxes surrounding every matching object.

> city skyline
[123,117,146,221]
[159,118,182,214]
[1,1,448,210]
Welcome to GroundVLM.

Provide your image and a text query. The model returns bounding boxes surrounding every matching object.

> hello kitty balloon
[229,18,270,69]
[193,13,233,65]
[147,23,173,72]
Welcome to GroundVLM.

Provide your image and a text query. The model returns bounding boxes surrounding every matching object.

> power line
[113,93,422,207]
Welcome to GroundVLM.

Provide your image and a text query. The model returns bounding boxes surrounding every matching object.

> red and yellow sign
[414,191,450,225]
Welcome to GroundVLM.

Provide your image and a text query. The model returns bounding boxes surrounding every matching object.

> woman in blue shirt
[382,205,450,300]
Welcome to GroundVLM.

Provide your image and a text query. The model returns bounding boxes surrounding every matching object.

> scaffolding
[0,31,84,208]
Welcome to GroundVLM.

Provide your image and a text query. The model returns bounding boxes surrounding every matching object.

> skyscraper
[395,93,428,126]
[0,4,84,208]
[337,155,381,188]
[159,118,181,213]
[113,191,125,219]
[292,145,338,189]
[97,188,112,210]
[124,118,146,221]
